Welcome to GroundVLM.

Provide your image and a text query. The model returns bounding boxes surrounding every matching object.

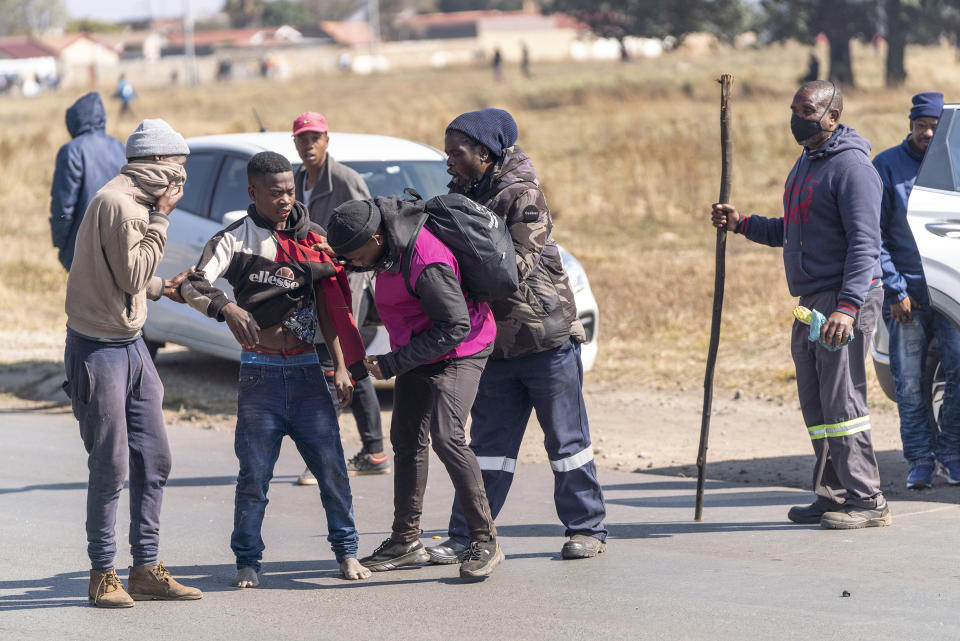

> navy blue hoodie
[872,136,927,307]
[49,92,126,270]
[735,125,882,319]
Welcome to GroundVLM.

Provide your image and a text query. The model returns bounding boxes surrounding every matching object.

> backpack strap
[400,247,416,299]
[392,196,427,300]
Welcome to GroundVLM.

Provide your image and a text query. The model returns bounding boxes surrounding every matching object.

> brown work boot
[88,569,134,608]
[127,562,203,601]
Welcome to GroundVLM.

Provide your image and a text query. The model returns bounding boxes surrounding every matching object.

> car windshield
[324,160,449,200]
[198,157,451,223]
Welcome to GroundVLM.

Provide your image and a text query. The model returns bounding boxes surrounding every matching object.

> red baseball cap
[292,111,328,136]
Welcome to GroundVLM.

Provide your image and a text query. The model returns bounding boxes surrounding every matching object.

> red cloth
[276,231,367,373]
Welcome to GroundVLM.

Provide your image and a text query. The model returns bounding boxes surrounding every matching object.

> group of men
[712,83,958,529]
[54,99,607,607]
[50,78,956,608]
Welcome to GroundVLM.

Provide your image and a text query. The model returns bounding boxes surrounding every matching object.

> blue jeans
[64,330,171,571]
[232,352,359,571]
[884,304,960,465]
[447,340,607,544]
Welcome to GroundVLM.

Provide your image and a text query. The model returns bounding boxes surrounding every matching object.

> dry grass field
[1,39,957,404]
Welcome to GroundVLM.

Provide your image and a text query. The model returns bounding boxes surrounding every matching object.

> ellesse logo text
[249,266,298,289]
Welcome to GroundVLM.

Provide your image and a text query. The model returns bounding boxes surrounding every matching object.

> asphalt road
[2,410,959,641]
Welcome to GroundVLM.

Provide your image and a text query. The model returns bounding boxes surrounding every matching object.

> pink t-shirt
[375,228,495,361]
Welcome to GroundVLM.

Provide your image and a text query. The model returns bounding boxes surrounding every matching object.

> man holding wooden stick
[711,81,889,530]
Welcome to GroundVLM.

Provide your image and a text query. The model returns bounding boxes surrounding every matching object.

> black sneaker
[347,451,390,477]
[561,534,606,559]
[820,503,892,530]
[787,500,841,524]
[426,539,468,565]
[459,539,504,579]
[359,538,429,571]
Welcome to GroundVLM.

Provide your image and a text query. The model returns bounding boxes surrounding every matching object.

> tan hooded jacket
[65,161,184,339]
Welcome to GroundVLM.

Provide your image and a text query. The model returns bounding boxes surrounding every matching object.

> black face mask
[344,254,395,274]
[790,83,837,145]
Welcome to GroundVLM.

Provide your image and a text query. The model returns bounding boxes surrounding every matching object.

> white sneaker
[296,466,318,486]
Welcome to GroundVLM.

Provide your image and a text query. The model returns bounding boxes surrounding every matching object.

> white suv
[143,132,600,370]
[872,104,960,421]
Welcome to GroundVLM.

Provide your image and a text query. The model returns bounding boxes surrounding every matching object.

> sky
[65,0,226,22]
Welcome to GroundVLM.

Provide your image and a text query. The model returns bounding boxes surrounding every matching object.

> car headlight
[559,248,589,293]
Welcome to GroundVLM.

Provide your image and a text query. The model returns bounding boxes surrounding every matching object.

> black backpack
[392,191,519,302]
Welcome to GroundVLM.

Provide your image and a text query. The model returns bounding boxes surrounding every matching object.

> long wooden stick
[695,74,734,522]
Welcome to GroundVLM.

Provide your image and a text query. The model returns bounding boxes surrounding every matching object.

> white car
[143,132,600,371]
[872,103,960,422]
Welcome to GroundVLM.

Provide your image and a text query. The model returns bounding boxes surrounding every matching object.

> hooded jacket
[65,161,181,340]
[181,200,368,380]
[450,146,585,360]
[872,135,928,307]
[367,196,495,379]
[49,92,126,270]
[735,125,882,319]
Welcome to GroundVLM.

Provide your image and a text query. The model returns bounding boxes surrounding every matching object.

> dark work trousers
[317,343,383,453]
[447,340,607,545]
[792,286,884,508]
[391,356,496,544]
[64,330,171,571]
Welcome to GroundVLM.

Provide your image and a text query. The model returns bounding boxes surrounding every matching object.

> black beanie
[446,108,518,159]
[327,199,381,254]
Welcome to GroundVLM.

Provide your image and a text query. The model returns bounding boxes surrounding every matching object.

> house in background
[392,9,588,64]
[0,37,58,95]
[39,33,119,87]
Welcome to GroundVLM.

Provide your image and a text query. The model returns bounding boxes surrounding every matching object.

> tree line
[542,0,960,87]
[6,0,960,87]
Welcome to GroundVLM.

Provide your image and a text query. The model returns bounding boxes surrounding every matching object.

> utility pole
[183,0,198,86]
[368,0,381,57]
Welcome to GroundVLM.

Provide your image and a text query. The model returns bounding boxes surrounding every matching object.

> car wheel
[144,339,164,361]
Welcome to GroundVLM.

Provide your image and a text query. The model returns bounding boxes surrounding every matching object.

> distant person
[520,42,531,78]
[873,92,960,489]
[216,58,233,83]
[49,92,126,271]
[291,112,388,482]
[492,47,503,82]
[327,198,503,579]
[801,51,820,83]
[114,74,136,117]
[64,119,200,608]
[712,81,888,529]
[427,109,607,565]
[179,151,372,587]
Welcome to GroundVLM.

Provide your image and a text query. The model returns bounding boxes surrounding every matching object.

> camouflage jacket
[450,146,585,360]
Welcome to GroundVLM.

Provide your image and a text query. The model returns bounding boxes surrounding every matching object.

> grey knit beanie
[125,118,190,159]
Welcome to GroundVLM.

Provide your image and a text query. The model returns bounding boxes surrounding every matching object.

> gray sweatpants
[791,286,884,508]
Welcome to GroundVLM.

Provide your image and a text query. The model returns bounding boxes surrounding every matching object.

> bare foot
[340,557,371,580]
[232,567,260,588]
